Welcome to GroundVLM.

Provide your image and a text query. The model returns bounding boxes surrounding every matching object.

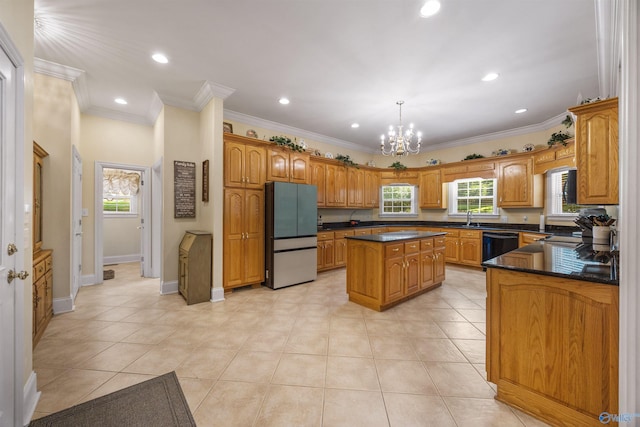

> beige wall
[103,216,140,258]
[79,114,155,276]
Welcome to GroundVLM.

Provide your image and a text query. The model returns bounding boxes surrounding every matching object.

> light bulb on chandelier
[380,101,422,156]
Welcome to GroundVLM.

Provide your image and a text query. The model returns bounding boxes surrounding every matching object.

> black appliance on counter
[482,232,519,262]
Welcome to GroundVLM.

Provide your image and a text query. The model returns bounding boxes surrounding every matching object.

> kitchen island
[483,238,618,426]
[345,231,446,311]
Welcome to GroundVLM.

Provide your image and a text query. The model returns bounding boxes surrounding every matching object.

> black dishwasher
[482,232,519,261]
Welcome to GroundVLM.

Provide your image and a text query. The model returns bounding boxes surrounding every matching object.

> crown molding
[194,80,235,110]
[34,57,83,81]
[83,105,152,126]
[147,91,164,124]
[223,109,370,153]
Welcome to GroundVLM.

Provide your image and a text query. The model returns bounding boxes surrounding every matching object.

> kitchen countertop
[482,237,619,285]
[345,231,446,243]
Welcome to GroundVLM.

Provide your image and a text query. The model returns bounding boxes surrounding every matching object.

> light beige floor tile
[369,336,419,360]
[92,306,141,321]
[87,322,143,342]
[455,308,487,323]
[330,303,367,319]
[328,333,372,358]
[383,393,456,427]
[33,340,115,369]
[365,318,407,336]
[285,331,329,355]
[254,384,323,427]
[472,321,487,334]
[325,356,380,391]
[122,345,192,375]
[323,389,389,427]
[241,331,288,352]
[34,367,70,388]
[159,326,212,347]
[412,338,467,362]
[513,409,553,426]
[197,328,251,350]
[220,351,281,383]
[78,342,151,371]
[175,348,236,380]
[452,338,486,364]
[426,362,495,398]
[35,369,116,413]
[375,359,438,395]
[330,317,367,334]
[119,308,168,323]
[400,320,448,338]
[120,324,178,344]
[473,363,488,380]
[424,308,468,322]
[437,321,486,339]
[78,372,156,402]
[442,297,483,309]
[292,315,331,333]
[176,377,216,413]
[444,397,526,426]
[193,380,268,427]
[271,353,326,387]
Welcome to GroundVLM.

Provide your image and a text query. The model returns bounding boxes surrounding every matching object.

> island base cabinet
[486,268,618,427]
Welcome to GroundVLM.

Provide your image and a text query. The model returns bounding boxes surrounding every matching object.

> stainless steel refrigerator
[265,182,318,289]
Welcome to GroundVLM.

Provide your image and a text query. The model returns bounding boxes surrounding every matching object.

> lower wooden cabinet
[33,249,53,347]
[317,231,335,271]
[334,230,354,267]
[442,228,482,267]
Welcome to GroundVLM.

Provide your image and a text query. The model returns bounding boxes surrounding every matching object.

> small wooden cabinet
[317,231,335,271]
[266,146,310,184]
[310,160,326,206]
[442,228,482,267]
[325,164,347,207]
[347,167,365,207]
[224,140,266,189]
[569,97,619,205]
[497,157,542,207]
[419,168,446,208]
[334,230,354,267]
[363,169,380,208]
[178,231,212,305]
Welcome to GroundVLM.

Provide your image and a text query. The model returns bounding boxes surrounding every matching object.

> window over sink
[448,178,498,216]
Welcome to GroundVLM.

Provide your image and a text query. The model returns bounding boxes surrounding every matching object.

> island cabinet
[224,140,266,188]
[419,168,446,209]
[497,157,542,207]
[569,97,619,205]
[266,146,310,184]
[346,232,446,311]
[325,164,347,207]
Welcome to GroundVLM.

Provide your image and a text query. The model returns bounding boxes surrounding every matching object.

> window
[103,168,140,216]
[379,185,418,217]
[448,178,498,215]
[547,168,587,217]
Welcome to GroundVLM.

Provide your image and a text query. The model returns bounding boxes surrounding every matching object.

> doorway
[94,162,153,284]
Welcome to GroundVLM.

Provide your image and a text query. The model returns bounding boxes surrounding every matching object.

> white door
[71,146,82,299]
[0,29,25,427]
[139,171,145,276]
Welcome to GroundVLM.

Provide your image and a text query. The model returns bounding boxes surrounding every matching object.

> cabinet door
[420,250,435,289]
[223,189,245,288]
[384,257,405,303]
[459,238,482,266]
[45,270,53,318]
[245,144,266,188]
[289,152,310,184]
[419,169,444,208]
[498,158,534,207]
[244,190,265,284]
[267,148,290,182]
[334,238,348,267]
[433,249,446,283]
[364,170,380,208]
[444,237,459,263]
[34,278,47,335]
[311,161,326,206]
[326,164,347,207]
[224,142,245,187]
[317,242,325,270]
[323,240,335,269]
[347,168,364,207]
[405,253,421,295]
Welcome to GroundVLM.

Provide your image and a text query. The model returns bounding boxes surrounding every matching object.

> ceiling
[33,0,600,153]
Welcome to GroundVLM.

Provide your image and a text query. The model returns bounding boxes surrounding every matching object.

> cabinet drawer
[45,255,53,272]
[460,230,481,239]
[441,228,460,237]
[34,261,46,281]
[334,230,355,239]
[317,231,334,241]
[370,227,387,234]
[354,228,372,235]
[421,239,434,251]
[434,236,446,248]
[385,243,404,257]
[404,241,420,254]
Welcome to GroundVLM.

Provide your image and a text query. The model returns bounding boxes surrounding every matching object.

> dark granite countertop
[345,231,446,243]
[482,237,618,285]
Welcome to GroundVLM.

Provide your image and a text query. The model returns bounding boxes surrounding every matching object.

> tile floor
[32,263,549,426]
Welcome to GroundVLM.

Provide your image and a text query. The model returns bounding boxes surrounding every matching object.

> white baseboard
[81,274,98,286]
[52,296,74,314]
[104,254,140,265]
[211,287,225,302]
[23,370,40,426]
[161,280,178,295]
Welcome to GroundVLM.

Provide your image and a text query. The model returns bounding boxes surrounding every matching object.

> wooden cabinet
[442,228,482,267]
[223,189,264,290]
[533,140,575,175]
[346,234,446,311]
[317,231,335,271]
[442,159,496,182]
[497,157,542,207]
[364,169,380,208]
[334,230,354,267]
[266,146,310,184]
[347,167,365,207]
[419,168,446,208]
[519,231,547,247]
[486,268,618,426]
[433,236,446,283]
[310,160,326,206]
[443,229,460,263]
[178,231,212,305]
[380,169,420,185]
[325,164,347,207]
[569,97,619,205]
[33,250,53,346]
[224,140,266,188]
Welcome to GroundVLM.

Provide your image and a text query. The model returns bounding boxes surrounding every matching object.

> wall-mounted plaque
[174,161,196,218]
[202,160,209,202]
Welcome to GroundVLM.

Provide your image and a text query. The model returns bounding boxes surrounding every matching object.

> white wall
[103,216,140,260]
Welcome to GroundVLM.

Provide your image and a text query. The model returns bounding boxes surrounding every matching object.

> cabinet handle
[392,248,399,252]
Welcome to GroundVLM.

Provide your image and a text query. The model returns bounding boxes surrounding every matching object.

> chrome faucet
[466,210,473,226]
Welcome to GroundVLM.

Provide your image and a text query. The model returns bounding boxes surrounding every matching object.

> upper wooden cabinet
[533,140,575,175]
[497,157,542,207]
[347,167,365,207]
[419,168,446,209]
[266,146,310,184]
[310,160,326,206]
[380,169,419,185]
[569,97,619,205]
[224,140,266,189]
[326,164,347,207]
[364,169,380,208]
[442,159,496,183]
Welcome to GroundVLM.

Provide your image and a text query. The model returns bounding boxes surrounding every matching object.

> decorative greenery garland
[389,161,407,171]
[269,136,305,152]
[335,154,358,168]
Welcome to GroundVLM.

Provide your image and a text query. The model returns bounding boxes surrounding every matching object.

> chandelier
[380,101,422,156]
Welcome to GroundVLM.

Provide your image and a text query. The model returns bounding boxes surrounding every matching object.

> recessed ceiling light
[114,98,128,105]
[482,72,500,82]
[420,0,441,17]
[152,53,169,64]
[351,123,360,128]
[279,98,290,105]
[515,108,528,114]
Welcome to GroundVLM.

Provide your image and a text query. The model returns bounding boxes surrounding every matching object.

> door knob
[7,270,29,284]
[7,243,18,256]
